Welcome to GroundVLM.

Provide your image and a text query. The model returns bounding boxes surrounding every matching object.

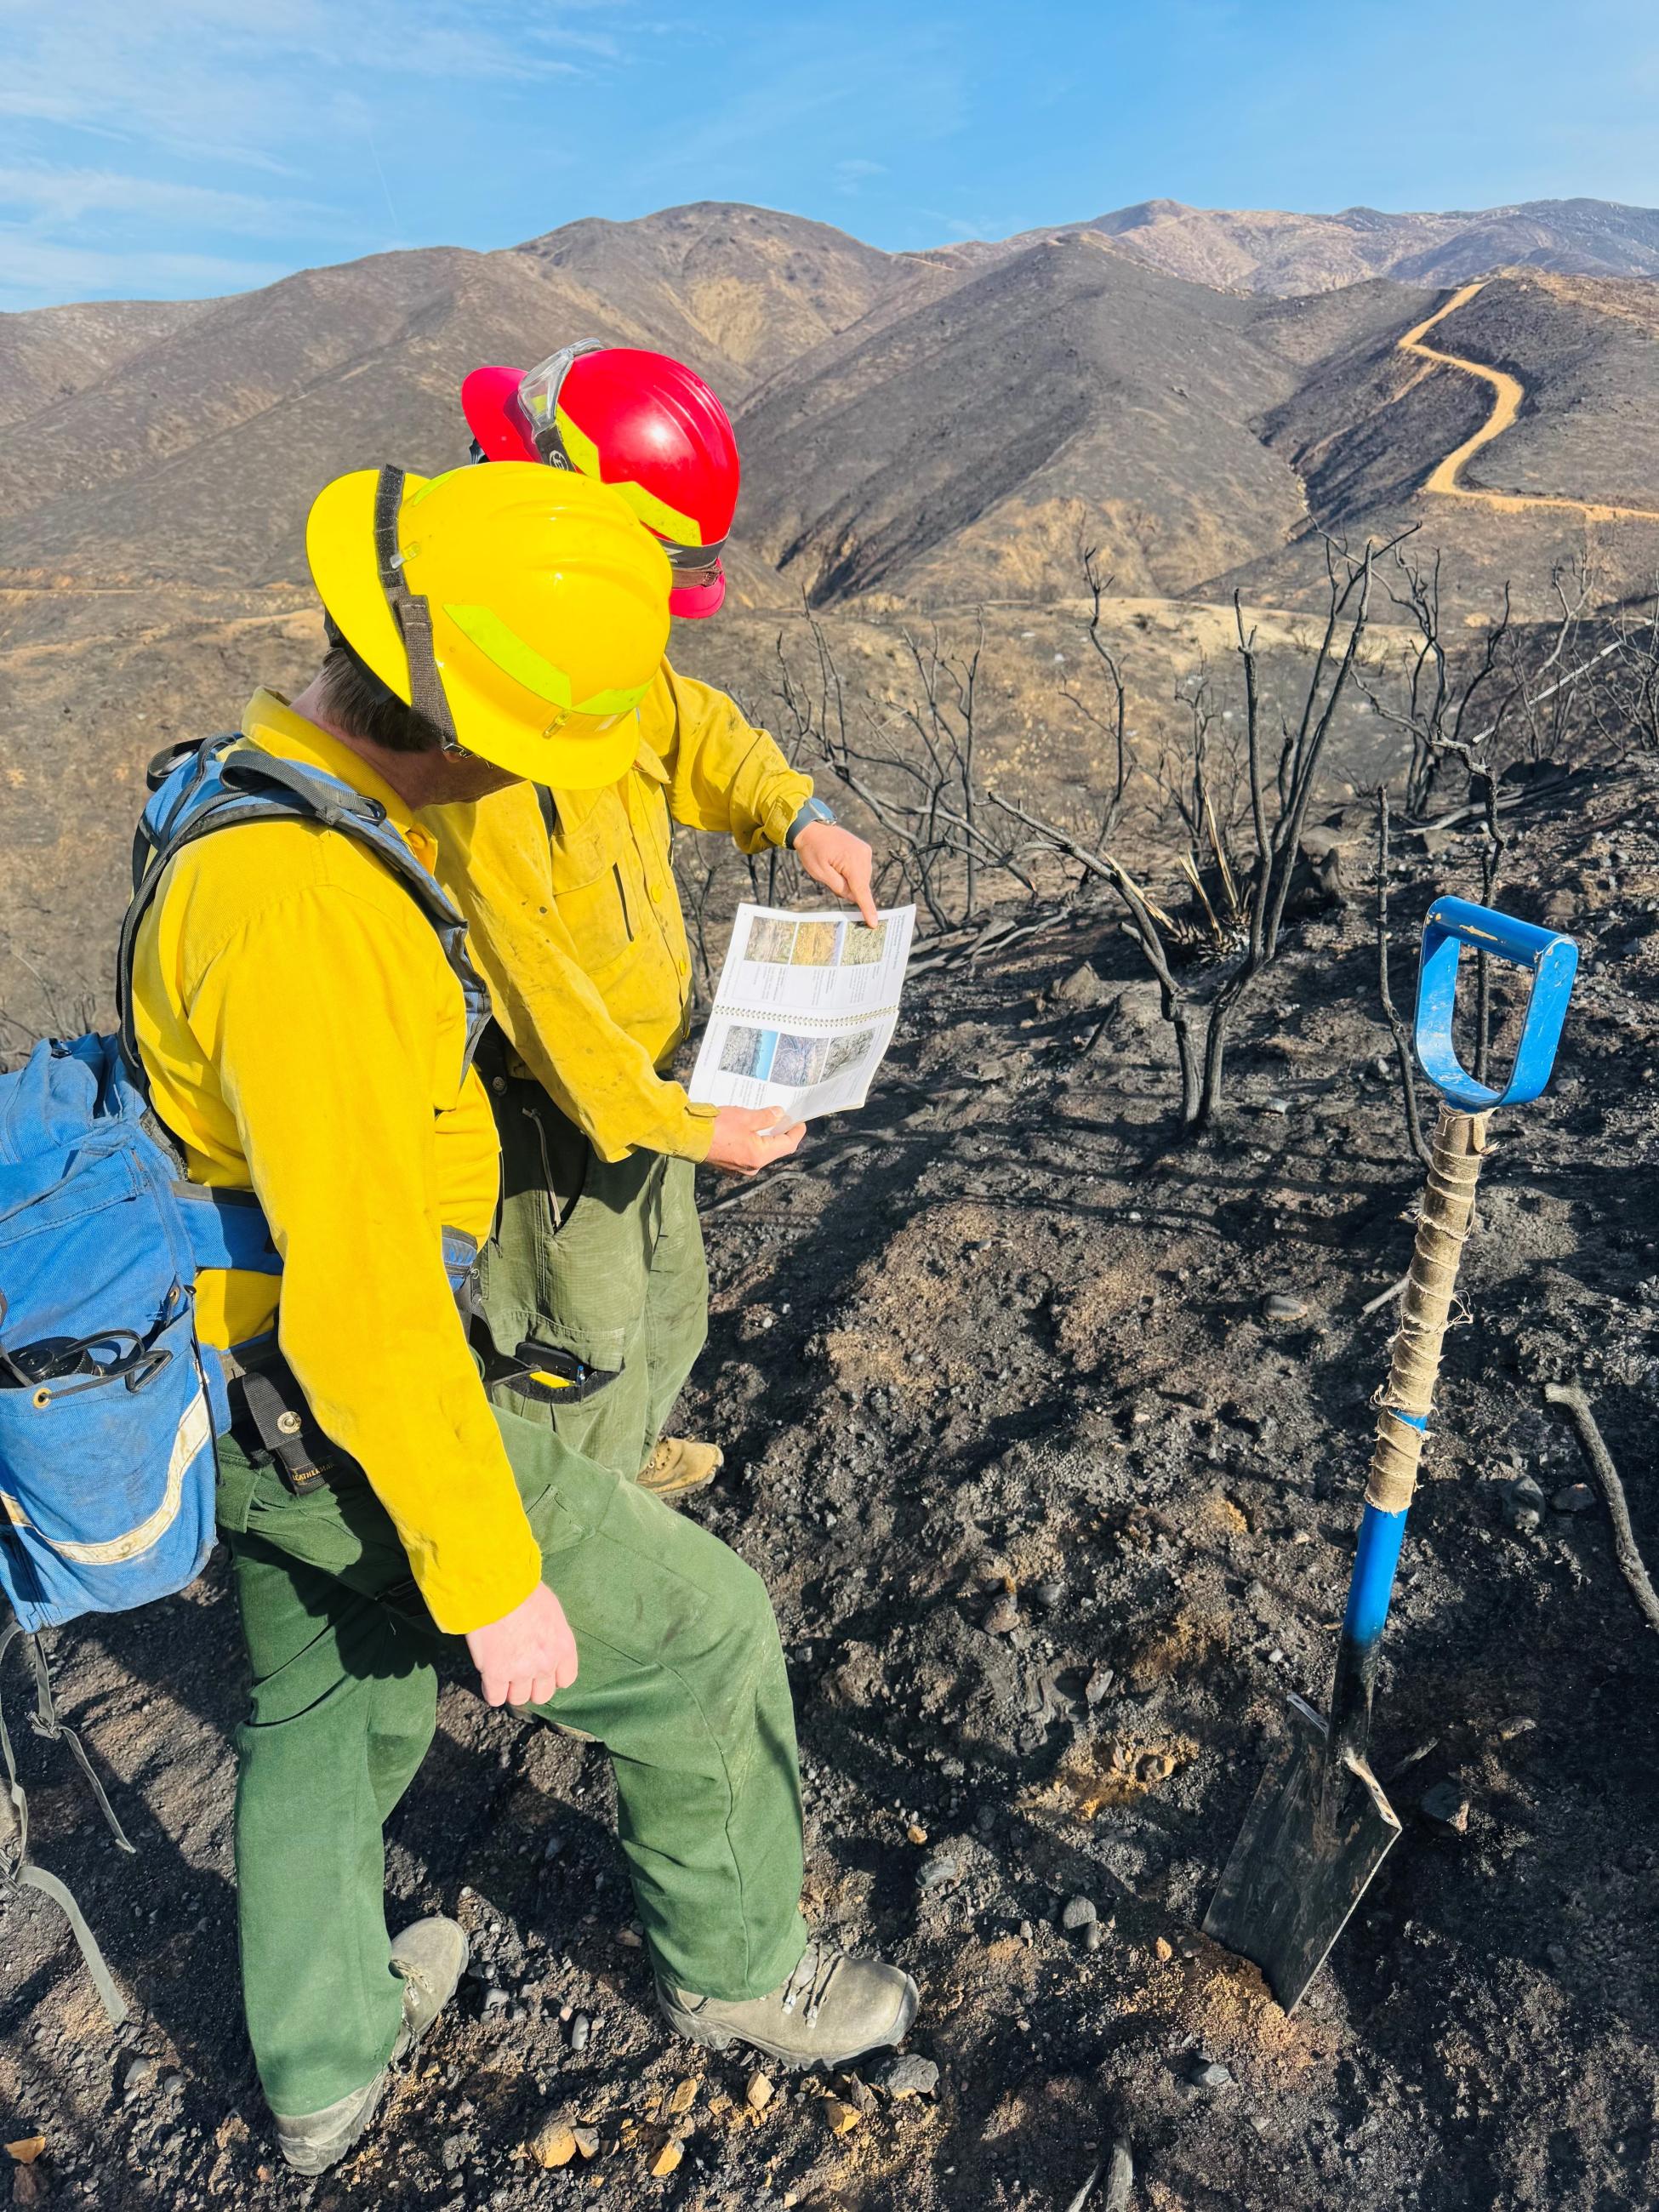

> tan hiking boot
[389,1915,470,2042]
[638,1435,724,1497]
[657,1939,918,2069]
[271,1916,468,2175]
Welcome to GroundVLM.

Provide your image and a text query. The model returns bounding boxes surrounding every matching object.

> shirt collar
[548,735,664,829]
[240,688,424,845]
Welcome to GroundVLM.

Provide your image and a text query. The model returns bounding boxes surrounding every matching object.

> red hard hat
[461,346,740,619]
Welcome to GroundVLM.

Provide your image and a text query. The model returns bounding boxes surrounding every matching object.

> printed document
[688,903,916,1120]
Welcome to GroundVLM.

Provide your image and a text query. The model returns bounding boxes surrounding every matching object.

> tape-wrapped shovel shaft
[1366,1106,1488,1514]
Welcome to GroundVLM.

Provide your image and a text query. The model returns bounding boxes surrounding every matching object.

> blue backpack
[0,732,490,2016]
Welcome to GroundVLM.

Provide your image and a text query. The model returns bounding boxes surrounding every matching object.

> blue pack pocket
[0,1309,217,1633]
[0,739,492,1648]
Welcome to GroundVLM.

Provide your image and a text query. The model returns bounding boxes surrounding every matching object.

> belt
[227,1317,619,1498]
[225,1229,479,1497]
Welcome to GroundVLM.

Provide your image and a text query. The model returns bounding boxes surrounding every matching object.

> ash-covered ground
[4,765,1658,2212]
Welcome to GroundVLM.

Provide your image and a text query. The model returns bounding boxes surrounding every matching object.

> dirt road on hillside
[1398,281,1659,523]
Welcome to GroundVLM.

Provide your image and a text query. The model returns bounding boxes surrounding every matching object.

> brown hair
[315,630,448,755]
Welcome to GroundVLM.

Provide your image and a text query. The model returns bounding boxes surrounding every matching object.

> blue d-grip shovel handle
[1413,894,1579,1109]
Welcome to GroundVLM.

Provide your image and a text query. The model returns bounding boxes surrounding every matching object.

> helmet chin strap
[519,340,606,468]
[371,464,466,755]
[665,533,729,573]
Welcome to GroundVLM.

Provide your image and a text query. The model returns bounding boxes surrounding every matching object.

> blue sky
[2,0,1656,313]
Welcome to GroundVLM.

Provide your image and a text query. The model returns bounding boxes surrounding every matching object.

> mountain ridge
[1011,196,1659,295]
[3,201,1657,615]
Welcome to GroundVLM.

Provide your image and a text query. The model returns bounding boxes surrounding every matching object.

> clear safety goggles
[516,342,605,465]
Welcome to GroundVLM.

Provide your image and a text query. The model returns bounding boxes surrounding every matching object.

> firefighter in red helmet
[463,350,738,619]
[426,345,876,1498]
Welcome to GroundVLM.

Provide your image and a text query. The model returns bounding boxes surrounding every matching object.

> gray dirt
[3,767,1658,2210]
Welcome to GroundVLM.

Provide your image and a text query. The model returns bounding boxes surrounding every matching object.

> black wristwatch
[785,796,835,848]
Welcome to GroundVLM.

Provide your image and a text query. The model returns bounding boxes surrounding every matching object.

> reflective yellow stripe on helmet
[555,408,705,547]
[443,602,653,717]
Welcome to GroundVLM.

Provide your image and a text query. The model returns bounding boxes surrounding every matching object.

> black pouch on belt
[226,1344,341,1496]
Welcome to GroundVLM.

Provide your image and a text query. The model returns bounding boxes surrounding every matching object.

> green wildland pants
[215,1405,806,2118]
[476,1043,709,1482]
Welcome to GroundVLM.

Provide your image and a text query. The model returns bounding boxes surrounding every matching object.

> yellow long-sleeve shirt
[425,658,812,1163]
[129,690,542,1634]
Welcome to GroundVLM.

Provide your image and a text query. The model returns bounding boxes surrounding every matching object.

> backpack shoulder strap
[128,733,237,902]
[117,738,493,1082]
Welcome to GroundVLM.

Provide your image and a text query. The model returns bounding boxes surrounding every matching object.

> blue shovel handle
[1325,896,1579,1797]
[1413,895,1579,1110]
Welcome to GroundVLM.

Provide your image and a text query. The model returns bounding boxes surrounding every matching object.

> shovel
[1203,895,1579,2010]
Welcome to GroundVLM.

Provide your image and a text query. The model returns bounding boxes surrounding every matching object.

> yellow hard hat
[305,461,671,789]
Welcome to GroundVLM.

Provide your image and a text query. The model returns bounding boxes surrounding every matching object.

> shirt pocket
[552,861,636,974]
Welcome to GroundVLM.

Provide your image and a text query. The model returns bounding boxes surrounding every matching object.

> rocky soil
[4,763,1659,2210]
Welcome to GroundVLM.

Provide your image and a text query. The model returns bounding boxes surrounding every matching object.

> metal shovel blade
[1202,1691,1402,2011]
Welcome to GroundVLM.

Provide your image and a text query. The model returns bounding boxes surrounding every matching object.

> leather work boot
[271,1916,469,2175]
[657,1938,919,2068]
[638,1435,725,1498]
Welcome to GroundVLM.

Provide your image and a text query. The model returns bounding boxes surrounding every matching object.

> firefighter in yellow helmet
[126,459,917,2176]
[305,460,669,788]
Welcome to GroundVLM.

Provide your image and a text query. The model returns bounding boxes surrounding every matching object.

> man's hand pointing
[791,821,879,930]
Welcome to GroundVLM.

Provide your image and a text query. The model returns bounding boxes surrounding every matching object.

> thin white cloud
[0,0,635,304]
[0,0,625,168]
[0,164,337,236]
[0,231,285,311]
[628,25,965,191]
[521,18,624,60]
[915,206,1003,242]
[834,157,889,196]
[362,22,580,80]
